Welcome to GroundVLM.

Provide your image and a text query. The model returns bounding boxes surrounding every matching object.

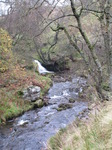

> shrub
[0,28,13,73]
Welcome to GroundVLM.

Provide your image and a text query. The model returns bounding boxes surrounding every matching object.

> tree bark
[98,0,112,90]
[98,0,111,74]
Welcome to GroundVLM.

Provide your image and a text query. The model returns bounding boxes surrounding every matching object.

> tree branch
[33,14,75,38]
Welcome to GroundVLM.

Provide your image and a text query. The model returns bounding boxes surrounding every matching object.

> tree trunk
[98,0,112,90]
[98,0,111,74]
[69,0,103,97]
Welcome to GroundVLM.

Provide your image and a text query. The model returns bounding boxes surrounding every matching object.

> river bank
[47,62,112,150]
[0,70,52,124]
[48,100,112,150]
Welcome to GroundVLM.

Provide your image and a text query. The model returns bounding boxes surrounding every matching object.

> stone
[23,86,41,102]
[57,107,64,111]
[17,120,29,126]
[69,98,75,103]
[57,103,73,111]
[27,86,41,94]
[30,93,41,102]
[34,99,44,108]
[75,88,80,93]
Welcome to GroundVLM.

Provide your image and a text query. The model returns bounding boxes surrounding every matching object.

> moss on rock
[57,103,73,111]
[33,99,44,108]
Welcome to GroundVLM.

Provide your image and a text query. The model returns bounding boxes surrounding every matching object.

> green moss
[34,99,44,108]
[0,89,33,124]
[57,107,64,111]
[38,75,52,96]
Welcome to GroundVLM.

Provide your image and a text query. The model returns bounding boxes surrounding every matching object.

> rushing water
[0,77,88,150]
[33,60,54,74]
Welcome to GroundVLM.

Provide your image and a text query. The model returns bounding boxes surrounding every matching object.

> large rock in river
[23,86,41,102]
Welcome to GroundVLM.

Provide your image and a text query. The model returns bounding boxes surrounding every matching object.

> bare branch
[33,14,75,38]
[48,30,59,61]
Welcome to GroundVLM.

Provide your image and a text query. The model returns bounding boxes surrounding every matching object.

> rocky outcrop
[23,86,41,102]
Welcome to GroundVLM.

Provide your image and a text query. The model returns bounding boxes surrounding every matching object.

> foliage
[0,28,13,73]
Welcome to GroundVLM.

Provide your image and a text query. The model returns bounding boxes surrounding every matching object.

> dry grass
[48,101,112,150]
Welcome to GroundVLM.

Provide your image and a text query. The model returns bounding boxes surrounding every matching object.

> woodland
[0,0,112,150]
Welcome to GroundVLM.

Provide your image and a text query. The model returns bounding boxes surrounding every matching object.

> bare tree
[0,0,49,61]
[1,0,112,99]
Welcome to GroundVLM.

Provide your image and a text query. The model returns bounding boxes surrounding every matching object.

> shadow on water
[0,77,88,150]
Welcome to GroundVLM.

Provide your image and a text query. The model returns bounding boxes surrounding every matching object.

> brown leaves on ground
[0,62,49,93]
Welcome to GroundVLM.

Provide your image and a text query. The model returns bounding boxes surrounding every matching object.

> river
[0,76,88,150]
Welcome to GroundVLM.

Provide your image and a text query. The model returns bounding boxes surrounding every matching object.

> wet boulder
[57,103,73,111]
[23,86,41,102]
[17,120,29,126]
[69,98,75,103]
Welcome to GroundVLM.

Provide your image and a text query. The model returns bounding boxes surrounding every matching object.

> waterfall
[33,60,54,75]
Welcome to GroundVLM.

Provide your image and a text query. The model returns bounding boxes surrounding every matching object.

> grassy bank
[48,101,112,150]
[0,68,52,124]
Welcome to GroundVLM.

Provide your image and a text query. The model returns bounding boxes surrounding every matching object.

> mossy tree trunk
[98,0,112,90]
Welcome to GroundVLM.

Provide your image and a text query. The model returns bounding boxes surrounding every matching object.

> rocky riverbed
[0,76,88,150]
